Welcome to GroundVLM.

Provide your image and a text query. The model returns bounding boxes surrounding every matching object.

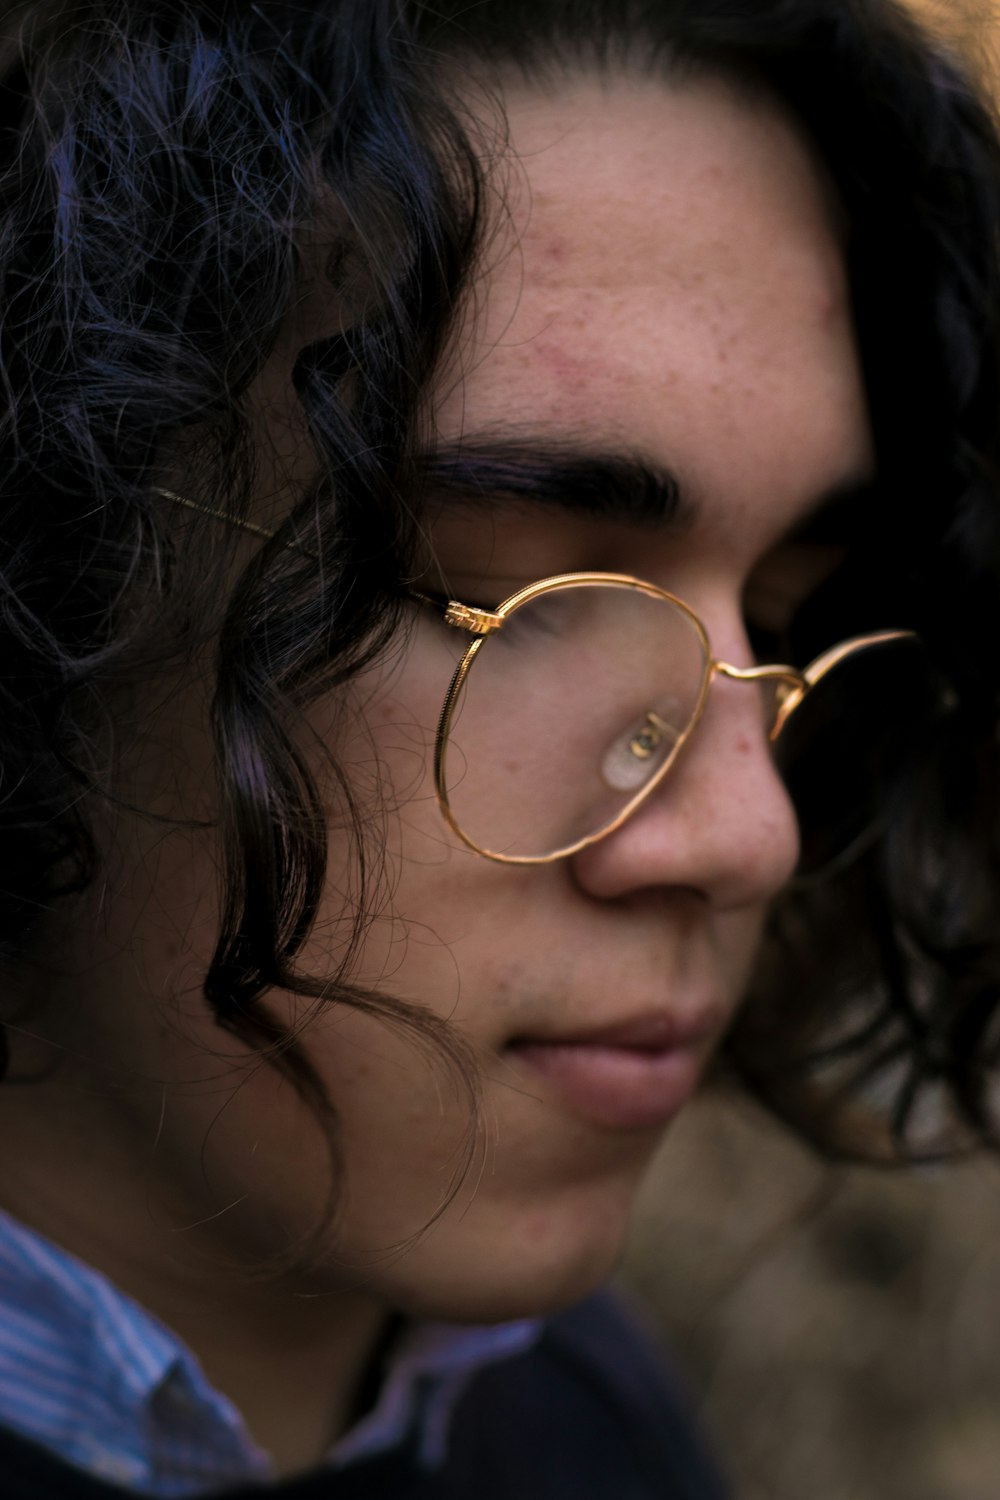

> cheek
[307,684,485,1017]
[336,699,435,827]
[305,1008,478,1191]
[715,906,770,1000]
[331,624,463,830]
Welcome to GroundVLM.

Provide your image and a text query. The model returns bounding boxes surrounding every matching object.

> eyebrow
[416,439,695,530]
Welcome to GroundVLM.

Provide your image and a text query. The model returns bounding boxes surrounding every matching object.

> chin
[366,1190,637,1326]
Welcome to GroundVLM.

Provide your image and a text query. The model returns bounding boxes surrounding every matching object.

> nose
[569,653,801,911]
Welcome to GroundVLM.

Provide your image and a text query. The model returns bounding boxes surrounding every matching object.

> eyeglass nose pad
[601,709,681,792]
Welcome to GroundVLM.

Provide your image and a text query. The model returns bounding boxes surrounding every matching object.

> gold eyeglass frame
[416,572,915,865]
[155,489,916,867]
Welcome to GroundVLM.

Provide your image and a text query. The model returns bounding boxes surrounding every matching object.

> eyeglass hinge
[444,601,504,635]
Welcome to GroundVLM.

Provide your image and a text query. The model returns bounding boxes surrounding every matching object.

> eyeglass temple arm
[154,493,503,635]
[153,487,287,547]
[714,628,918,742]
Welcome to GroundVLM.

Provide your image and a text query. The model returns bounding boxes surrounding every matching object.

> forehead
[432,72,872,557]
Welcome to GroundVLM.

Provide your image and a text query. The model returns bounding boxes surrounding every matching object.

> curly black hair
[1,0,999,1162]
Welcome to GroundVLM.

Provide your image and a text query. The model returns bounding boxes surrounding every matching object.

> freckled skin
[308,73,871,1313]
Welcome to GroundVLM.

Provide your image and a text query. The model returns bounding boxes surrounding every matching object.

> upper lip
[508,1005,724,1054]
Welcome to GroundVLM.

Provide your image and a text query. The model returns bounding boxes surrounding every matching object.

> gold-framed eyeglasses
[414,571,917,865]
[156,490,923,872]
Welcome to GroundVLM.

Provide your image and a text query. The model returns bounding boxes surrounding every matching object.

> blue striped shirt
[0,1209,538,1495]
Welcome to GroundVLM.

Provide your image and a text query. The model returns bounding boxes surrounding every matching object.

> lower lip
[506,1040,703,1130]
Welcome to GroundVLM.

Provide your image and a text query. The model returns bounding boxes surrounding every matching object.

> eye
[744,541,848,659]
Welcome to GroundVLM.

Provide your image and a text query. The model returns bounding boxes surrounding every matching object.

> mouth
[503,1008,720,1131]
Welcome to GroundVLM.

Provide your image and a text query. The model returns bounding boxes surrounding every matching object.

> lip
[504,1007,720,1131]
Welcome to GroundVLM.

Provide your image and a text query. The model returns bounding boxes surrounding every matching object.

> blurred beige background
[618,7,1000,1497]
[621,1094,1000,1500]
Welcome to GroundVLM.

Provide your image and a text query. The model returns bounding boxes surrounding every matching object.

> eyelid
[413,570,541,611]
[744,542,848,635]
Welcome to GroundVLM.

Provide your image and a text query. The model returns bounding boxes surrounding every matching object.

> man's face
[270,70,875,1316]
[22,71,874,1323]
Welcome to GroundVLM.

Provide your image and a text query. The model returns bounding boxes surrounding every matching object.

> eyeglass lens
[440,583,708,860]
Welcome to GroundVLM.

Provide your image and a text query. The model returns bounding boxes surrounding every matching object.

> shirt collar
[0,1207,538,1495]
